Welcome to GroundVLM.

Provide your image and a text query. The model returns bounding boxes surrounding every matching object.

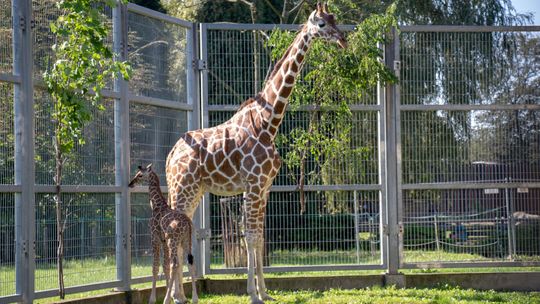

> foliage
[272,4,398,213]
[43,0,130,154]
[162,0,532,25]
[42,0,131,298]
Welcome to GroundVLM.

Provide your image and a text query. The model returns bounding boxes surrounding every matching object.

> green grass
[1,250,539,302]
[198,286,540,304]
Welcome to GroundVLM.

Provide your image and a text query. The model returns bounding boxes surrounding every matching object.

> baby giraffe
[129,164,198,304]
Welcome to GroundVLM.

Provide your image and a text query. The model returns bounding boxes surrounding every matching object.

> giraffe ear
[147,163,153,170]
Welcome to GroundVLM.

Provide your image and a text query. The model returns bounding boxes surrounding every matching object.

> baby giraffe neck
[148,172,168,210]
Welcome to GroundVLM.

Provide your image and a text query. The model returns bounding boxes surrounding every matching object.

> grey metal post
[13,0,36,302]
[113,2,131,291]
[199,23,212,275]
[504,178,516,259]
[384,27,401,275]
[377,41,388,269]
[187,22,205,278]
[353,191,360,264]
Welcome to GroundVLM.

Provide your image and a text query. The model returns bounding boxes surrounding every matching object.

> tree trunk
[54,136,65,299]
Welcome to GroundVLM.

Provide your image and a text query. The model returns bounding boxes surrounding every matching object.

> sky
[512,0,540,24]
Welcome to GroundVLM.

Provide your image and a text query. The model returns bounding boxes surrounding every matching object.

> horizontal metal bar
[402,182,540,190]
[0,73,21,84]
[401,261,540,269]
[127,3,193,29]
[129,185,168,194]
[208,264,384,275]
[400,25,540,32]
[207,104,382,112]
[34,185,122,193]
[0,294,22,303]
[0,185,21,192]
[33,79,121,101]
[203,23,356,32]
[101,89,121,99]
[34,281,121,299]
[129,94,193,111]
[400,104,540,111]
[131,272,188,285]
[271,184,382,192]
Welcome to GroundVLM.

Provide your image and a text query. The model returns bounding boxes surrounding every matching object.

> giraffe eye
[318,21,326,28]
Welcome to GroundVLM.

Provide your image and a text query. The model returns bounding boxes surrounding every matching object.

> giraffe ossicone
[166,2,347,303]
[129,164,198,304]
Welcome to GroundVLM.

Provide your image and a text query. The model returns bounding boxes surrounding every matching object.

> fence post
[199,23,212,276]
[113,2,131,291]
[384,27,402,276]
[13,0,36,302]
[187,22,206,278]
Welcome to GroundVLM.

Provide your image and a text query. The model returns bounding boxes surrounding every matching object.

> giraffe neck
[148,172,168,211]
[260,27,312,137]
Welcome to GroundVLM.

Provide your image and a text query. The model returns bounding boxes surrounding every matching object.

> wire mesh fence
[209,190,382,270]
[202,25,384,274]
[34,193,117,291]
[399,28,540,266]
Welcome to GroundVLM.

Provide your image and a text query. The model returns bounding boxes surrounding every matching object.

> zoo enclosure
[2,1,540,302]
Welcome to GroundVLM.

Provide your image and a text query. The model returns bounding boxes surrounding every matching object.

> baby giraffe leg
[149,239,160,304]
[163,239,177,304]
[173,247,187,303]
[187,252,198,304]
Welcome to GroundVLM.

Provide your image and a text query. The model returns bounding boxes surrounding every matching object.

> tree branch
[263,0,283,23]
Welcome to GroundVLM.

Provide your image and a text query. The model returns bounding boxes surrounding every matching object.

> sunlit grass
[1,249,539,302]
[198,286,540,304]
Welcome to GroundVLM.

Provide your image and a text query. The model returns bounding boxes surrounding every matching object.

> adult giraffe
[166,3,347,303]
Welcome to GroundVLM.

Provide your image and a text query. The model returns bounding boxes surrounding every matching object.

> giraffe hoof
[261,294,276,301]
[250,297,265,304]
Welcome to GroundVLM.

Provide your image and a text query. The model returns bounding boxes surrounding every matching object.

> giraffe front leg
[256,239,274,301]
[244,187,271,304]
[245,232,264,304]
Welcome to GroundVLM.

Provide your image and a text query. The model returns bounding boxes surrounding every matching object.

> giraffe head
[128,163,154,188]
[306,2,347,48]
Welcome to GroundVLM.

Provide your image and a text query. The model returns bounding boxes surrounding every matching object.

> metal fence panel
[209,190,383,272]
[127,9,190,102]
[34,193,117,291]
[0,193,15,298]
[34,89,116,186]
[201,24,385,274]
[0,83,14,184]
[0,0,11,75]
[399,29,540,268]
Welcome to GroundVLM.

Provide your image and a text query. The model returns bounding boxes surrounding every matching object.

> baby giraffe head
[128,163,154,188]
[306,2,347,48]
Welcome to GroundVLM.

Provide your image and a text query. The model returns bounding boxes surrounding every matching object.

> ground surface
[198,287,540,304]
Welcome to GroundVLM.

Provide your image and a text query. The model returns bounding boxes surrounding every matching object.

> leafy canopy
[270,4,398,212]
[43,0,131,153]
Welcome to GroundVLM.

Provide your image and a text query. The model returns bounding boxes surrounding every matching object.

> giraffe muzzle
[337,38,348,49]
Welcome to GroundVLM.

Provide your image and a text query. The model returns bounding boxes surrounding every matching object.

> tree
[42,0,131,298]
